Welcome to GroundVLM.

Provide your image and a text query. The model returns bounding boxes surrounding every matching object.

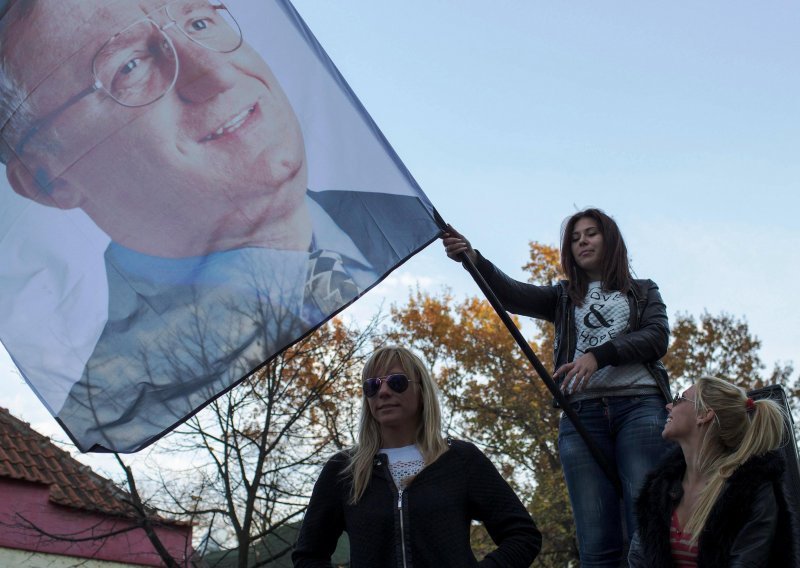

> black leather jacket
[629,447,797,567]
[292,439,541,567]
[473,252,671,402]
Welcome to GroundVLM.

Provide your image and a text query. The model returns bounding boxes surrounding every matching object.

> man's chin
[207,147,301,188]
[252,148,307,193]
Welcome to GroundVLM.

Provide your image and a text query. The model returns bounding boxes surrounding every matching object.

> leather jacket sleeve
[473,252,560,322]
[292,454,347,567]
[475,253,669,370]
[463,443,542,567]
[727,482,779,567]
[587,279,669,369]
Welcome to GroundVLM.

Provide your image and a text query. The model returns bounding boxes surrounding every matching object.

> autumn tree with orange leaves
[664,311,800,437]
[664,311,797,391]
[108,240,795,567]
[387,241,798,566]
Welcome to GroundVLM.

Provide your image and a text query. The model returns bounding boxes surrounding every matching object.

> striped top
[670,510,699,567]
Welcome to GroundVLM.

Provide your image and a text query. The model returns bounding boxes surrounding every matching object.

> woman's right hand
[441,224,477,264]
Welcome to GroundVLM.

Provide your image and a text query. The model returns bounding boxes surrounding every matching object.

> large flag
[0,0,440,452]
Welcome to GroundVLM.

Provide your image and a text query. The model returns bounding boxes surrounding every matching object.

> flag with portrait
[0,0,439,452]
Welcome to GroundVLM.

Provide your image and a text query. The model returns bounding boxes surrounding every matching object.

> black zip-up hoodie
[293,439,541,567]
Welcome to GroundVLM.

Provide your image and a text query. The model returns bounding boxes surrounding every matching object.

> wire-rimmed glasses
[12,0,243,156]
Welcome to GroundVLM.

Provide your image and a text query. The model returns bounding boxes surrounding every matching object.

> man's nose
[171,36,237,104]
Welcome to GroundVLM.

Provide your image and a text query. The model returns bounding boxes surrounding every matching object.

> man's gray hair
[0,0,38,165]
[0,64,33,165]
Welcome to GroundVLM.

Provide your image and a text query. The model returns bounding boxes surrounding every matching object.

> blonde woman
[629,376,797,567]
[293,346,541,567]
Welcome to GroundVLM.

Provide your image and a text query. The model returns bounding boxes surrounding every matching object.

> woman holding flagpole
[443,208,673,567]
[293,345,541,567]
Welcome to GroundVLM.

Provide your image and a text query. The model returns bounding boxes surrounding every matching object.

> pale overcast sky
[2,1,798,469]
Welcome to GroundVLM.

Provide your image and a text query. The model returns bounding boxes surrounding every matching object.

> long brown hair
[560,208,632,305]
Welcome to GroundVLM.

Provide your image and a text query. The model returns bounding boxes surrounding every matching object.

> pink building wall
[0,478,193,567]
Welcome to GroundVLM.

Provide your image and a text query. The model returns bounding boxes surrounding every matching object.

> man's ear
[6,155,83,209]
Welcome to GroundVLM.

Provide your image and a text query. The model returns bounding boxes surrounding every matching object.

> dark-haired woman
[292,346,541,567]
[443,209,673,567]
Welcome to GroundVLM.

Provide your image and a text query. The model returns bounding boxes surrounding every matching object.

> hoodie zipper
[376,456,410,568]
[398,487,408,568]
[379,440,450,567]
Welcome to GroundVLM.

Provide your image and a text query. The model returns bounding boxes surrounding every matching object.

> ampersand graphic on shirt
[584,303,614,329]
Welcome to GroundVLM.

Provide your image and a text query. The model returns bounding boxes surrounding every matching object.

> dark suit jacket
[57,190,439,453]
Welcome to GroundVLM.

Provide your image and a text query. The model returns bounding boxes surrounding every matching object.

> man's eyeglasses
[363,374,419,398]
[671,393,695,406]
[13,0,243,156]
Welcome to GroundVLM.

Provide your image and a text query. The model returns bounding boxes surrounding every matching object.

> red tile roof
[0,407,144,518]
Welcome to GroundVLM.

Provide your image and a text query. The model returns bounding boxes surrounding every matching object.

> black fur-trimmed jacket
[628,447,797,567]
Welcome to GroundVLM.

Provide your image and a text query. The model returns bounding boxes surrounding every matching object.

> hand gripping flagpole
[433,210,622,497]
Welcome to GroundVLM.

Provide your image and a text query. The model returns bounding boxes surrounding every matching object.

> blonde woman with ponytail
[293,346,541,567]
[629,376,798,567]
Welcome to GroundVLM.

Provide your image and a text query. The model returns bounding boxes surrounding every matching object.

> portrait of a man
[0,0,439,452]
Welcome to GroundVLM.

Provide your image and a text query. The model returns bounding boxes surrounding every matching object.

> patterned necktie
[304,249,360,317]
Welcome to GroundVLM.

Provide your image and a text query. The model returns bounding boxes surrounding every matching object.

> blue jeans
[558,395,672,567]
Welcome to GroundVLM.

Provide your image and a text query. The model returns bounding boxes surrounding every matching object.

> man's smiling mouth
[201,104,257,142]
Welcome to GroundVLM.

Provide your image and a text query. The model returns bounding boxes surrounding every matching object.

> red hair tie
[746,397,756,414]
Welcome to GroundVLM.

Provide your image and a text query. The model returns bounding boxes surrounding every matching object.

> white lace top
[380,444,425,490]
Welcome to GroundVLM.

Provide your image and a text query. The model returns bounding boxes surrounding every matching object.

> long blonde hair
[684,376,787,537]
[345,346,448,504]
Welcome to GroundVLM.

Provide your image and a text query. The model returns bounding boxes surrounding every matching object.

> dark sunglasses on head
[363,373,419,398]
[672,393,695,406]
